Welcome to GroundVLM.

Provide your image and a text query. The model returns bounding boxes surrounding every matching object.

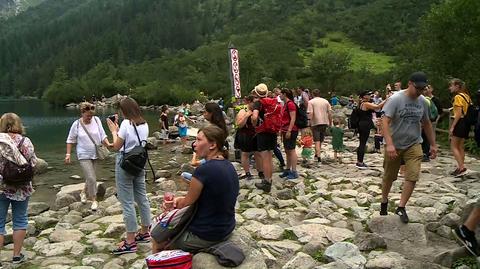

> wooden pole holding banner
[228,44,242,100]
[228,44,242,161]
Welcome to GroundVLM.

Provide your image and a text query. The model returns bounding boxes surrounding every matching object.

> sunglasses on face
[83,105,95,111]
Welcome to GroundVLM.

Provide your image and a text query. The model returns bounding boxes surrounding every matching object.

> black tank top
[239,113,256,135]
[358,102,374,122]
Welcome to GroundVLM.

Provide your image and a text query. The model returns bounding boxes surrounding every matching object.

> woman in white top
[107,97,152,255]
[65,102,111,211]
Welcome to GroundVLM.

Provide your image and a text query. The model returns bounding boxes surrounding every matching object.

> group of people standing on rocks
[1,71,480,266]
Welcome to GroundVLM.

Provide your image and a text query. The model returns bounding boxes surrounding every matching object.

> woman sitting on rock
[0,113,38,265]
[152,124,239,253]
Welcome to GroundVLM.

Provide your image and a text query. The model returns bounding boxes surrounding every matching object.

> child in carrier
[330,119,345,163]
[300,129,314,166]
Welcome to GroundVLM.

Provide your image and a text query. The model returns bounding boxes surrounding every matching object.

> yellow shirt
[453,93,471,117]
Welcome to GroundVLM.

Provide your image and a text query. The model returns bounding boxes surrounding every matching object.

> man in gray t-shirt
[379,71,438,224]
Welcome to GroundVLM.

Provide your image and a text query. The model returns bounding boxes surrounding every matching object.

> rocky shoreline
[1,129,479,269]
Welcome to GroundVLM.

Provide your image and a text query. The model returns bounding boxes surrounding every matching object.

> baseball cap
[409,71,428,88]
[358,90,373,97]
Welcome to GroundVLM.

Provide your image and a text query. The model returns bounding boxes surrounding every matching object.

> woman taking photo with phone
[106,97,152,255]
[65,102,111,211]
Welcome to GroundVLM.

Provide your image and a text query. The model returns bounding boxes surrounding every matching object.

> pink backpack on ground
[146,250,192,269]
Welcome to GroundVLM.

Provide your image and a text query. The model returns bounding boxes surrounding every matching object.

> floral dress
[0,134,37,201]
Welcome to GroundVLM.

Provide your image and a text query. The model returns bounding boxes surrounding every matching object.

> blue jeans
[0,194,29,234]
[115,154,152,233]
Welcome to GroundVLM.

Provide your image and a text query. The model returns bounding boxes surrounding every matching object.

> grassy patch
[301,32,395,74]
[452,257,480,269]
[344,208,355,218]
[282,230,298,241]
[312,250,328,263]
[323,193,333,201]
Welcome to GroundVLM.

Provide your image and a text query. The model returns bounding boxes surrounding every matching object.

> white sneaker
[80,192,87,204]
[91,201,98,211]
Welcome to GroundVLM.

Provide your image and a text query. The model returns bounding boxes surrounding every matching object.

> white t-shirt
[66,116,107,160]
[118,119,149,153]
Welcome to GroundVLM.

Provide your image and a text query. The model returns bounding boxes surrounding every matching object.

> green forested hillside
[1,0,478,106]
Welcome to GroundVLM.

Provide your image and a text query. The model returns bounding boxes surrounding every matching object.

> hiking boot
[422,155,430,162]
[454,225,479,256]
[12,253,25,264]
[287,170,298,180]
[380,201,388,215]
[255,180,272,192]
[452,168,468,178]
[317,156,322,163]
[80,191,87,204]
[279,170,290,178]
[450,168,460,176]
[112,240,137,255]
[355,162,368,170]
[135,231,151,243]
[395,207,409,223]
[258,171,265,179]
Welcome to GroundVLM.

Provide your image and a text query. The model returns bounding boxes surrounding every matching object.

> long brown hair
[450,78,470,96]
[204,102,227,136]
[199,124,229,159]
[119,97,145,125]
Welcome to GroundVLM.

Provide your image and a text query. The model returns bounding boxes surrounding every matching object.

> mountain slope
[0,0,44,18]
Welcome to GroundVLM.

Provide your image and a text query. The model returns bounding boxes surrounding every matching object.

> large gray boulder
[28,202,50,216]
[368,216,427,250]
[324,242,366,269]
[34,157,49,174]
[55,182,106,203]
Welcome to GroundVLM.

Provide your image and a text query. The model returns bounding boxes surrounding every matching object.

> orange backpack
[255,97,283,133]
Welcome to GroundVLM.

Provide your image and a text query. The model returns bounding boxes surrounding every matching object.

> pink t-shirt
[307,97,331,126]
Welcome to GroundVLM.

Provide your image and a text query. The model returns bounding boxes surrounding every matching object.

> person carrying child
[330,119,345,163]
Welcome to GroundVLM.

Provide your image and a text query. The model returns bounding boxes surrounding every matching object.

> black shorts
[453,118,470,139]
[312,124,327,142]
[282,131,298,150]
[236,132,258,152]
[256,132,277,152]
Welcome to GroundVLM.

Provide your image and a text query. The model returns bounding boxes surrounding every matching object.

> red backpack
[255,97,282,133]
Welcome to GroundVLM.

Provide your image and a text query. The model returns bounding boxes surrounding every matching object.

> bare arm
[106,119,124,151]
[235,109,251,128]
[382,116,397,159]
[174,177,204,208]
[450,106,463,135]
[422,119,437,159]
[251,109,259,126]
[362,100,386,111]
[65,143,73,164]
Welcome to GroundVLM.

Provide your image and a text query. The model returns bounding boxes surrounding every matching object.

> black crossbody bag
[120,123,155,178]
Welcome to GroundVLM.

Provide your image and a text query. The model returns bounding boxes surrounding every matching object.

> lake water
[0,99,189,204]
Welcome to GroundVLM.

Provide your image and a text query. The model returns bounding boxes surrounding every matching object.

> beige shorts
[383,143,422,182]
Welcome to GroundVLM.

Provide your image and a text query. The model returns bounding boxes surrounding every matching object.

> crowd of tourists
[0,71,479,267]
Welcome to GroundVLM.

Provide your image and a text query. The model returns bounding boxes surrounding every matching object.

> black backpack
[120,123,155,178]
[1,137,34,186]
[286,101,309,129]
[348,107,360,130]
[458,93,478,127]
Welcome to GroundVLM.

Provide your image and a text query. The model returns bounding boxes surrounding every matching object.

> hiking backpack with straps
[348,107,361,130]
[458,93,478,127]
[255,97,283,133]
[286,100,309,129]
[1,137,34,186]
[120,123,155,177]
[424,96,439,121]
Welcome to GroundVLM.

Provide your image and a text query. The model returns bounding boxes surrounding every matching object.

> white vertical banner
[228,46,241,99]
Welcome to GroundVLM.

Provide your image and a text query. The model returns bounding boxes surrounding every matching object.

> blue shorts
[0,194,29,234]
[179,127,188,137]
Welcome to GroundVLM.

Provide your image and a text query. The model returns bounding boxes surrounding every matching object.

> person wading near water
[307,89,332,163]
[65,102,111,211]
[380,71,438,223]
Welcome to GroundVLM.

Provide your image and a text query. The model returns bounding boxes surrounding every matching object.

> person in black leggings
[356,91,387,169]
